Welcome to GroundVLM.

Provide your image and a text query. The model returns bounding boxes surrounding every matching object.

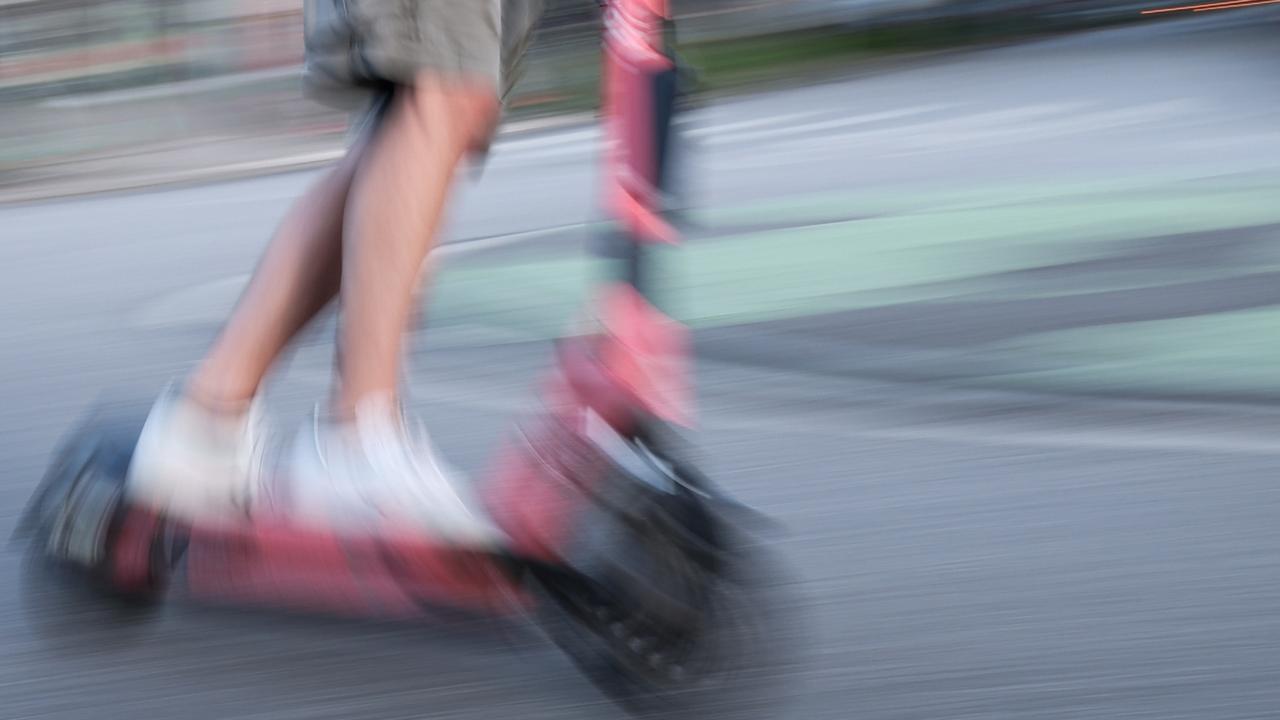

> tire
[531,490,800,718]
[16,413,170,648]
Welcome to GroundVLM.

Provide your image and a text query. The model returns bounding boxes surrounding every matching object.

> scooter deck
[15,403,568,623]
[176,516,530,621]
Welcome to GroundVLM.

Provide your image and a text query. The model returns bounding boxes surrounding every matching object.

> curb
[0,112,595,206]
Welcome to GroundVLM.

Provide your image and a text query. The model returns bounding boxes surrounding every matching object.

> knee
[397,75,501,152]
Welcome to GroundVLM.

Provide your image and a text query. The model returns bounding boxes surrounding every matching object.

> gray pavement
[2,15,1280,720]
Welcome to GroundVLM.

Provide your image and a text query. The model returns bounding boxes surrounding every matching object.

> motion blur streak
[1196,0,1280,9]
[1141,0,1274,13]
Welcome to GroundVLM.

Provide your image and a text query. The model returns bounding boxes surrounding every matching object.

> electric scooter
[14,2,789,715]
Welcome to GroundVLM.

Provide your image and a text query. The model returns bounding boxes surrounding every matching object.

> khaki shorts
[333,0,545,140]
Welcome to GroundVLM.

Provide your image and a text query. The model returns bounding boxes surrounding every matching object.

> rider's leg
[286,75,504,543]
[332,76,497,418]
[288,3,544,542]
[187,149,363,410]
[127,148,362,522]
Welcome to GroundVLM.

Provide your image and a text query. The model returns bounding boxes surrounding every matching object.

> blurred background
[3,1,1280,719]
[0,0,1181,194]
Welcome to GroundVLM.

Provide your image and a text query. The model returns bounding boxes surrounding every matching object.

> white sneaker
[287,395,502,546]
[127,387,268,523]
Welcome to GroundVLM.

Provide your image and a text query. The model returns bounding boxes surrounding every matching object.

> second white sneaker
[287,396,502,547]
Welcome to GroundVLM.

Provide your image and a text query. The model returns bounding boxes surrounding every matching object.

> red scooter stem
[600,0,682,273]
[585,0,693,428]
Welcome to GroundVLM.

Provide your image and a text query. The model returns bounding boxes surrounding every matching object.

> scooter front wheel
[529,480,796,718]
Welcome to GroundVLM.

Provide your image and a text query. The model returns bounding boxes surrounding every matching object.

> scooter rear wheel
[16,410,172,624]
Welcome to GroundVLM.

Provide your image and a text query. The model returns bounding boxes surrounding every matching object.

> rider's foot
[288,395,502,546]
[127,386,267,522]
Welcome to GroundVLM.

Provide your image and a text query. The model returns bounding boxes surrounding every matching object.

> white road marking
[713,100,1198,167]
[487,105,951,164]
[129,222,590,329]
[772,102,1092,151]
[705,104,951,146]
[434,222,592,257]
[887,99,1199,155]
[685,112,819,137]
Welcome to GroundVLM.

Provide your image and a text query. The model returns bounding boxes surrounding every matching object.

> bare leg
[334,74,498,417]
[126,139,372,523]
[185,147,364,410]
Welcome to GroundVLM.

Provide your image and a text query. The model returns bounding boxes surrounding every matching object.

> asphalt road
[2,15,1279,720]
